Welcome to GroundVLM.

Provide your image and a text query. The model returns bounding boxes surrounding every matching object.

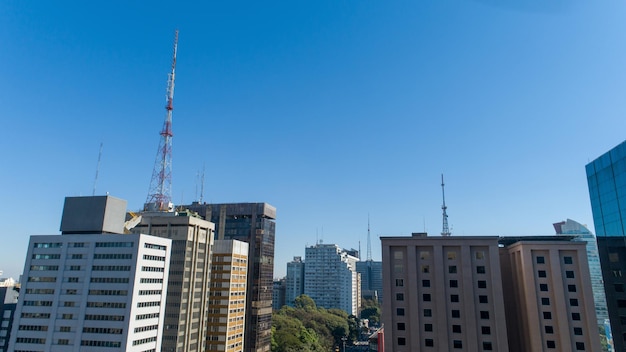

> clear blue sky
[2,1,626,279]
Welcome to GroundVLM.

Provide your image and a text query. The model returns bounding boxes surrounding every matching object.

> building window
[396,293,404,301]
[537,256,545,264]
[568,284,577,292]
[543,311,552,319]
[420,251,430,260]
[572,312,581,321]
[615,284,625,292]
[423,294,432,302]
[477,266,486,274]
[398,337,406,346]
[424,323,432,332]
[422,265,430,273]
[448,251,457,260]
[449,266,457,274]
[422,279,431,288]
[452,310,460,318]
[564,256,573,264]
[395,279,404,287]
[570,298,579,306]
[547,341,556,349]
[450,280,458,288]
[475,251,485,260]
[540,283,548,291]
[453,340,462,349]
[397,322,405,331]
[452,325,461,333]
[394,264,404,273]
[450,294,459,302]
[424,309,432,317]
[538,270,547,278]
[397,308,405,316]
[425,339,434,347]
[480,311,489,319]
[394,250,403,260]
[576,342,585,350]
[483,342,493,350]
[478,280,487,289]
[479,295,488,303]
[610,253,620,262]
[566,270,575,279]
[541,297,550,305]
[481,326,491,335]
[574,327,583,335]
[545,326,554,334]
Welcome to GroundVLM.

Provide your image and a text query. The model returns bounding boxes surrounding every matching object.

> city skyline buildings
[3,2,626,285]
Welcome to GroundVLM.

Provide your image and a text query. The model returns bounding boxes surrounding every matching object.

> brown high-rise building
[182,202,276,352]
[500,237,602,352]
[381,233,601,352]
[381,234,509,351]
[132,211,215,352]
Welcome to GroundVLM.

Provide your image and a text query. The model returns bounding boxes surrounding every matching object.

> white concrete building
[304,243,360,316]
[8,196,171,352]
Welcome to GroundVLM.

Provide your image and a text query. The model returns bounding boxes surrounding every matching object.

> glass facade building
[587,140,626,352]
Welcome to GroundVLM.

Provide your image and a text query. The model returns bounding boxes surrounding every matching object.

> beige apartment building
[132,211,215,352]
[382,233,601,352]
[206,239,249,352]
[381,234,509,351]
[500,238,602,352]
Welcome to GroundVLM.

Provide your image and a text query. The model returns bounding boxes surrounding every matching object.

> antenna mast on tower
[441,174,451,236]
[145,30,178,212]
[367,214,372,261]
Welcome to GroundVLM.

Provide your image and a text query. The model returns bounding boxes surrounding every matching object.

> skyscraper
[553,219,610,328]
[356,260,383,303]
[182,202,276,352]
[285,256,304,307]
[131,211,214,352]
[8,196,172,352]
[586,140,626,351]
[381,234,509,351]
[304,243,360,316]
[381,233,601,352]
[0,278,19,352]
[206,239,249,352]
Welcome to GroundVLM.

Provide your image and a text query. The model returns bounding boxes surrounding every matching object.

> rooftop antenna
[145,30,178,212]
[441,174,451,236]
[199,163,205,203]
[367,214,372,261]
[92,142,103,196]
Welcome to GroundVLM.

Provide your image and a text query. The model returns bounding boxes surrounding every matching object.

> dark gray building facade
[183,202,276,352]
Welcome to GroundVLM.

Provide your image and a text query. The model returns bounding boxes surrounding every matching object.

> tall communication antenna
[367,214,372,261]
[145,30,178,212]
[92,142,103,196]
[441,174,451,236]
[200,164,205,203]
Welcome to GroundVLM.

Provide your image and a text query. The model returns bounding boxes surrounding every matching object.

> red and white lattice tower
[145,30,178,212]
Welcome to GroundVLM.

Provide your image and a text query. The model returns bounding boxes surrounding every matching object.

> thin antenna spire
[367,214,372,261]
[200,164,205,203]
[92,142,103,196]
[441,174,451,236]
